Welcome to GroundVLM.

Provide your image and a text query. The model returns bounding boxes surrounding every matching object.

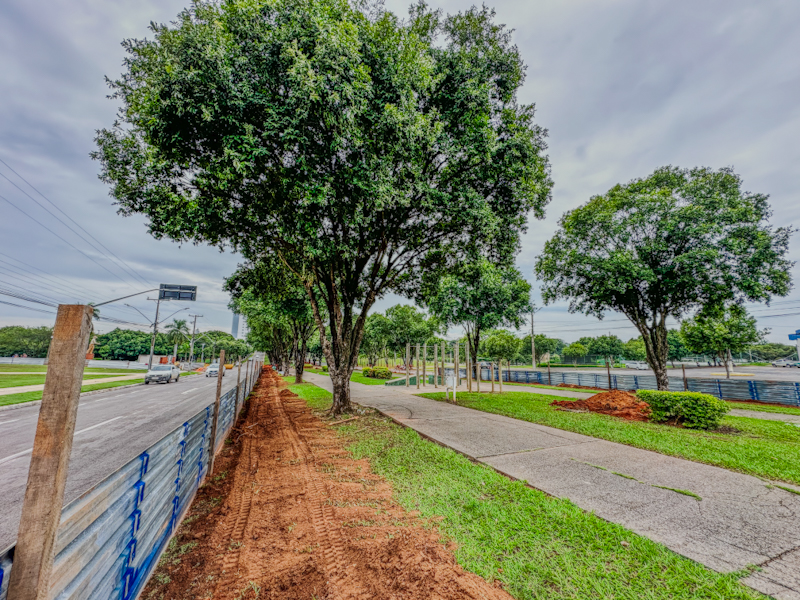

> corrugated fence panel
[415,367,800,407]
[0,362,263,600]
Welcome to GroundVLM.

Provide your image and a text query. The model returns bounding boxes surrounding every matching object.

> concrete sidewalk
[304,372,800,599]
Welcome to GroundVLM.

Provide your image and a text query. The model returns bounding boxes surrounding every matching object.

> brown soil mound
[551,390,652,422]
[142,369,511,600]
[279,387,295,397]
[555,383,607,391]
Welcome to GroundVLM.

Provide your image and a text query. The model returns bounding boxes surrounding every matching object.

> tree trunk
[638,317,670,391]
[294,337,306,384]
[723,350,731,379]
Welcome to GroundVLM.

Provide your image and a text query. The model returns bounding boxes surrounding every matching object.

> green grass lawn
[303,367,401,386]
[726,400,800,416]
[284,380,764,600]
[0,373,115,388]
[0,378,146,407]
[416,391,800,486]
[0,364,147,373]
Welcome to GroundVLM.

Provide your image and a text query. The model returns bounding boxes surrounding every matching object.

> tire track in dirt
[142,368,514,600]
[271,384,370,600]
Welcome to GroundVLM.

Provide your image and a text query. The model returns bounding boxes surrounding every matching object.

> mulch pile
[141,367,512,600]
[551,390,652,422]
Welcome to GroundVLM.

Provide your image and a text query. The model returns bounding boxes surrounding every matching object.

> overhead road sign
[159,284,197,301]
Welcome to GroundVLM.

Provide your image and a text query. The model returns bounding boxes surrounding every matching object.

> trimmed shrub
[637,390,729,430]
[363,366,392,379]
[321,365,328,372]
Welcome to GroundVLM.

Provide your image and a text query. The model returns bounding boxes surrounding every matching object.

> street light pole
[189,314,203,362]
[147,297,162,370]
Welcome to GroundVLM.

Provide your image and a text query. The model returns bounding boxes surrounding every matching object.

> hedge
[637,390,729,430]
[363,366,393,379]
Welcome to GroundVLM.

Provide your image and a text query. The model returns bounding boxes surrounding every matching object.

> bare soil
[551,390,652,422]
[142,368,512,600]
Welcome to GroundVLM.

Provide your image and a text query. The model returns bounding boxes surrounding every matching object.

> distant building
[231,312,248,340]
[231,313,240,339]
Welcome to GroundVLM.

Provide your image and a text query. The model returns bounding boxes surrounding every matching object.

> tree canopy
[0,326,53,358]
[93,0,552,414]
[535,166,792,388]
[424,258,530,371]
[680,305,763,378]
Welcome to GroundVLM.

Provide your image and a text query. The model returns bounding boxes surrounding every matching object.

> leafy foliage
[621,338,647,361]
[95,328,172,361]
[362,366,392,379]
[563,342,587,365]
[424,258,531,369]
[535,166,792,389]
[0,326,53,357]
[637,390,729,430]
[93,0,552,413]
[587,335,624,362]
[481,330,522,362]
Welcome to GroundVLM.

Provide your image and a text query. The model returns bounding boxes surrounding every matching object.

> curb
[0,382,146,414]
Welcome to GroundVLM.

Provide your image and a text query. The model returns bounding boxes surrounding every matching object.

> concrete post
[237,360,242,415]
[8,305,93,600]
[207,349,225,478]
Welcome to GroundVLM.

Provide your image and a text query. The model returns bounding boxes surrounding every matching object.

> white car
[624,361,650,370]
[205,363,225,377]
[772,359,797,367]
[145,364,181,384]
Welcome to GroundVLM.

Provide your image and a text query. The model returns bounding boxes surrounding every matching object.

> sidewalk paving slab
[303,372,800,599]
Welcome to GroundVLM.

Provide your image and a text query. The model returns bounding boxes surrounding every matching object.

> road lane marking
[181,388,199,395]
[75,416,123,436]
[0,419,20,426]
[0,448,32,466]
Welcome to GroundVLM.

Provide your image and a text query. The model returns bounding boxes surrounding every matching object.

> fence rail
[0,362,262,600]
[387,367,800,407]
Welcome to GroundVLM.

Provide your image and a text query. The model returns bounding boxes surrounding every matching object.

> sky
[1,0,798,344]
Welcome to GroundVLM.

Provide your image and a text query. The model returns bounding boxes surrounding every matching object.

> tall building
[231,312,240,339]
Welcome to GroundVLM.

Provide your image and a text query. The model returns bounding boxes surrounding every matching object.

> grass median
[303,367,402,385]
[0,378,146,407]
[416,391,800,486]
[283,378,764,600]
[0,364,147,374]
[0,373,113,388]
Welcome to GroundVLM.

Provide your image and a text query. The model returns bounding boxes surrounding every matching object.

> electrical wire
[0,192,138,290]
[0,158,152,288]
[0,299,56,314]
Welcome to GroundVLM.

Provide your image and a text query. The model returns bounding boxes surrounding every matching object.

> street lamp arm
[94,289,159,307]
[124,303,154,324]
[157,307,189,325]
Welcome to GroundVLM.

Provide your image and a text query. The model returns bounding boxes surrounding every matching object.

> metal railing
[0,362,262,600]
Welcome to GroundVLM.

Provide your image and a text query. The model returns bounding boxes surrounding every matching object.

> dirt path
[142,368,512,600]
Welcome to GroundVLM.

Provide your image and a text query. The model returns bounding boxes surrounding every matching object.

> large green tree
[164,319,190,362]
[227,260,318,384]
[535,166,792,389]
[680,306,763,379]
[93,0,552,414]
[587,334,624,365]
[0,326,53,358]
[384,305,439,366]
[423,259,531,378]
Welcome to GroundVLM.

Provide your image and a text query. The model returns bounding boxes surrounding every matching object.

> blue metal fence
[388,366,800,407]
[0,363,262,600]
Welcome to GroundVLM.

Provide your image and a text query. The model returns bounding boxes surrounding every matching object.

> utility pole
[189,314,202,362]
[530,306,542,369]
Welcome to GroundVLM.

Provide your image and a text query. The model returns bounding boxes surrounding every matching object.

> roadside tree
[93,0,552,414]
[679,306,763,379]
[385,305,439,368]
[587,335,624,366]
[482,331,522,391]
[535,166,792,389]
[563,342,588,366]
[164,319,190,362]
[424,259,531,380]
[621,337,647,362]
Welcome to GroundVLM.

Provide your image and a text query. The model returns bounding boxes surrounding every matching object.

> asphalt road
[0,371,242,551]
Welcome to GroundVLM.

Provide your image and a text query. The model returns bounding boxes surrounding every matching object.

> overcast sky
[1,0,798,344]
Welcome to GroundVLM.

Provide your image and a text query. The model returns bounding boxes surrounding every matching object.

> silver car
[145,364,181,384]
[205,363,224,377]
[772,359,796,367]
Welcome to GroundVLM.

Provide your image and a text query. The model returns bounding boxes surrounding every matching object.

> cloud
[1,0,798,346]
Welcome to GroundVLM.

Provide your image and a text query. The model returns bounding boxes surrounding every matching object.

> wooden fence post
[422,343,427,387]
[207,349,225,478]
[405,343,410,387]
[433,343,438,388]
[416,344,420,389]
[8,305,93,600]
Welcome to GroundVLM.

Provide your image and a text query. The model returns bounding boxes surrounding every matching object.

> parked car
[623,361,649,370]
[145,364,181,384]
[772,359,797,367]
[206,363,224,377]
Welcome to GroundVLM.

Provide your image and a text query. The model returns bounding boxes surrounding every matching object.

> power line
[0,257,89,301]
[0,192,138,290]
[0,158,152,287]
[0,299,56,315]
